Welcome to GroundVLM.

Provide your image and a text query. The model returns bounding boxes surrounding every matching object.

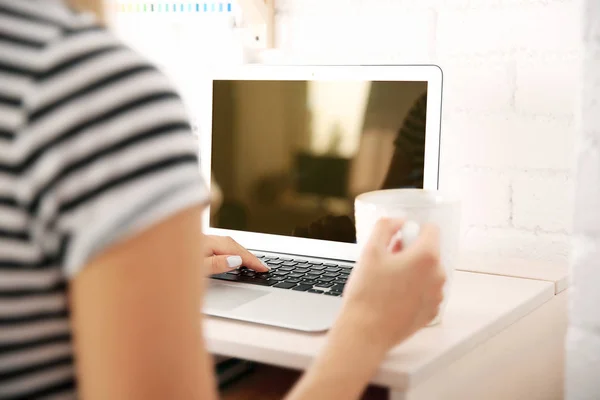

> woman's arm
[70,205,217,400]
[284,312,388,400]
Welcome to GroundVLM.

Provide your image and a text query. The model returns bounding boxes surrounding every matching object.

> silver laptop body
[199,65,443,332]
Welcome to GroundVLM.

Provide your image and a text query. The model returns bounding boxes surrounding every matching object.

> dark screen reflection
[210,79,427,243]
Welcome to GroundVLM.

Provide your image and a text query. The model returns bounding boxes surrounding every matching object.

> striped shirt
[0,1,209,398]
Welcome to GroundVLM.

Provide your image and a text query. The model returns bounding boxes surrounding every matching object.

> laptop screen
[210,79,428,244]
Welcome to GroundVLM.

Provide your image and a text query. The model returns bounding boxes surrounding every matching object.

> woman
[0,1,445,399]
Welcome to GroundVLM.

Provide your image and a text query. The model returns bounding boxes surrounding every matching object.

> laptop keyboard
[211,254,352,296]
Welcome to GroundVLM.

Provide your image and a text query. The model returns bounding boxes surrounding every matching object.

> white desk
[205,266,568,399]
[457,253,569,294]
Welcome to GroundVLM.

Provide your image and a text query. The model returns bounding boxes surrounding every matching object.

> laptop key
[273,282,297,289]
[309,265,326,270]
[282,262,297,267]
[309,262,323,265]
[212,274,275,286]
[279,257,292,261]
[292,284,313,292]
[307,289,324,294]
[322,272,339,278]
[315,282,334,288]
[285,278,301,284]
[314,283,334,289]
[332,284,345,292]
[302,279,317,285]
[274,271,289,276]
[264,256,279,260]
[266,260,283,265]
[325,267,341,272]
[279,267,295,272]
[323,263,338,267]
[288,273,304,278]
[339,265,353,271]
[318,277,334,283]
[335,278,347,284]
[324,292,340,296]
[294,268,309,273]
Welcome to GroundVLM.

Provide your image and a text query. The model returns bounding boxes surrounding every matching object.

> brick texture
[515,52,580,116]
[512,171,573,233]
[462,226,570,262]
[457,168,512,227]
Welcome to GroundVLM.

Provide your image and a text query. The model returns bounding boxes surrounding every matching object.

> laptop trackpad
[203,281,342,332]
[204,284,269,312]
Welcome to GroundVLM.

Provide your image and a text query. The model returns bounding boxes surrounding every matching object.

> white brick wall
[456,168,512,227]
[462,226,570,262]
[440,56,513,112]
[442,113,575,169]
[515,52,580,116]
[512,171,573,232]
[272,0,579,264]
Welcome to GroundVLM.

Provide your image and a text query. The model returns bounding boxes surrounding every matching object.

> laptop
[199,65,443,332]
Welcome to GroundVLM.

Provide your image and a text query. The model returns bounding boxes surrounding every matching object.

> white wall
[566,0,600,397]
[111,0,580,264]
[271,0,579,264]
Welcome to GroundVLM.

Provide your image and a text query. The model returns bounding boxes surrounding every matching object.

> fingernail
[387,230,404,253]
[227,256,243,268]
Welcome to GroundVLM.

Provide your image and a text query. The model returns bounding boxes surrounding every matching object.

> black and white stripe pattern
[0,1,209,398]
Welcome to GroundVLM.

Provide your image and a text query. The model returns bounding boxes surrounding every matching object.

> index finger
[211,236,269,272]
[399,223,441,265]
[366,218,406,250]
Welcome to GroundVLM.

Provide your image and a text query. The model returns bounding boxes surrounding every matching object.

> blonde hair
[68,0,105,22]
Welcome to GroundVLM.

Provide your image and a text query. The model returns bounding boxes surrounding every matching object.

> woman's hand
[338,218,446,350]
[285,218,446,400]
[202,235,269,275]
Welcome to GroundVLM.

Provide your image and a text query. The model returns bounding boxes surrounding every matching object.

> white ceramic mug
[354,189,461,325]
